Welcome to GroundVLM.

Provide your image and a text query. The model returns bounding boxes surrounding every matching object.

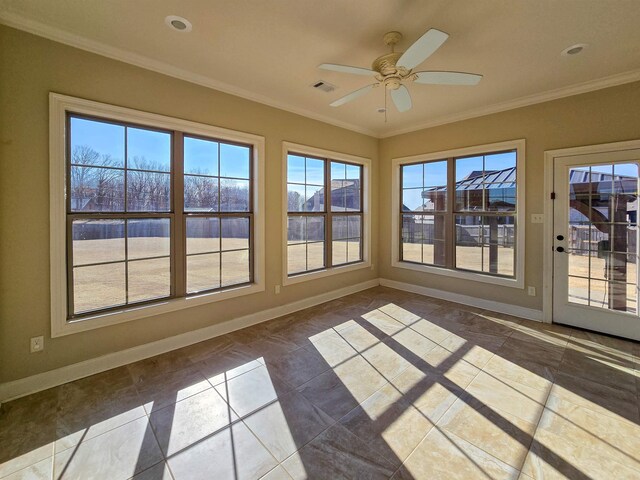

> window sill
[391,260,523,289]
[52,283,265,338]
[283,261,371,286]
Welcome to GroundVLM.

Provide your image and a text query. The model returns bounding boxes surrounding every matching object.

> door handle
[556,246,565,253]
[556,235,564,241]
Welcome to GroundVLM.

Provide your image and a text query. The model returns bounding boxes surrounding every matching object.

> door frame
[543,139,640,324]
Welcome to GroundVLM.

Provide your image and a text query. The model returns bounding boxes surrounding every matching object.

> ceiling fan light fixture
[165,15,192,33]
[561,43,587,56]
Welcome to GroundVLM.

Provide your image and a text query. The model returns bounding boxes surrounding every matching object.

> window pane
[456,156,483,182]
[348,239,362,263]
[305,185,325,212]
[348,216,361,239]
[287,155,306,183]
[288,243,306,274]
[306,158,325,185]
[287,184,306,212]
[184,137,218,176]
[346,182,361,212]
[70,117,125,168]
[72,219,125,266]
[307,242,325,270]
[423,215,446,266]
[402,215,422,263]
[307,216,325,242]
[187,253,220,293]
[455,189,483,212]
[402,188,424,212]
[220,178,250,212]
[332,239,347,266]
[221,217,249,251]
[331,162,346,180]
[187,217,220,255]
[126,171,171,211]
[487,186,516,211]
[221,250,250,286]
[332,215,348,241]
[73,263,126,313]
[346,164,360,182]
[71,166,125,212]
[288,216,306,244]
[331,180,346,212]
[485,151,516,172]
[127,218,170,260]
[220,144,250,179]
[128,258,171,303]
[456,215,482,271]
[402,164,422,188]
[127,127,171,172]
[184,175,219,212]
[455,215,515,276]
[423,161,447,211]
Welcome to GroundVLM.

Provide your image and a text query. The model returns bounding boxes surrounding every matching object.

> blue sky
[71,116,250,178]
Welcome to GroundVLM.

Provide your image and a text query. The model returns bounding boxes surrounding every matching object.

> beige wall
[0,26,379,383]
[2,23,640,385]
[379,80,640,310]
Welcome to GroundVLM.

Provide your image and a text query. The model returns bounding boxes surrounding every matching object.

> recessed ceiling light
[165,15,192,33]
[561,43,588,56]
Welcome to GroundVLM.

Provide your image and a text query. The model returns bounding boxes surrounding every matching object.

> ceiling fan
[319,29,482,113]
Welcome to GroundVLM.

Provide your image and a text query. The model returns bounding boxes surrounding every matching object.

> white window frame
[391,139,526,289]
[50,93,266,337]
[282,142,371,286]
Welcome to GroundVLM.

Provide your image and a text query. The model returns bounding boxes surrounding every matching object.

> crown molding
[379,68,640,138]
[0,10,377,138]
[2,10,640,140]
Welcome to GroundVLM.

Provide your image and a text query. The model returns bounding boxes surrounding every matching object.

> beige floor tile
[131,461,174,480]
[259,465,292,480]
[195,343,264,386]
[242,390,334,461]
[245,336,301,363]
[377,303,423,326]
[549,371,640,424]
[305,329,358,368]
[483,354,555,393]
[2,457,52,480]
[215,365,292,418]
[134,364,212,414]
[297,355,388,421]
[53,416,163,480]
[539,396,640,473]
[389,326,439,359]
[339,383,434,468]
[360,309,406,336]
[510,322,571,349]
[438,397,537,470]
[410,318,457,344]
[420,345,481,388]
[389,366,465,423]
[149,388,237,457]
[465,371,548,425]
[282,424,396,480]
[362,341,415,381]
[522,427,640,480]
[558,349,637,393]
[438,331,501,368]
[335,321,383,352]
[167,422,278,480]
[55,369,146,452]
[392,427,520,480]
[265,346,330,388]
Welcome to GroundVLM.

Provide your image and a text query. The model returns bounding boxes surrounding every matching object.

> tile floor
[1,286,640,479]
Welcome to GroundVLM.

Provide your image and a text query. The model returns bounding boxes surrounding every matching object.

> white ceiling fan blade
[414,71,482,85]
[391,85,412,112]
[330,84,376,107]
[397,29,449,70]
[319,63,377,76]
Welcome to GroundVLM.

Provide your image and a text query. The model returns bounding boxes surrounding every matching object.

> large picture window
[283,143,370,283]
[51,94,265,335]
[394,140,525,288]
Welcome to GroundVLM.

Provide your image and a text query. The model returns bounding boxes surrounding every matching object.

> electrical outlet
[275,285,281,294]
[531,214,544,224]
[527,286,536,296]
[30,336,44,353]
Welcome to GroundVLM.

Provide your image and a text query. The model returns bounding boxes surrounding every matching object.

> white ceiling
[2,0,640,137]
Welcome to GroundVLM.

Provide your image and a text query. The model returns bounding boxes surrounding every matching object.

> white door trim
[543,139,640,325]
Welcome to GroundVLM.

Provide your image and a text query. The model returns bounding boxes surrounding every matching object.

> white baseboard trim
[379,278,543,322]
[0,279,380,403]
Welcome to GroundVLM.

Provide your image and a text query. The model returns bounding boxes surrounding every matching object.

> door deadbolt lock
[556,246,565,253]
[556,235,564,241]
